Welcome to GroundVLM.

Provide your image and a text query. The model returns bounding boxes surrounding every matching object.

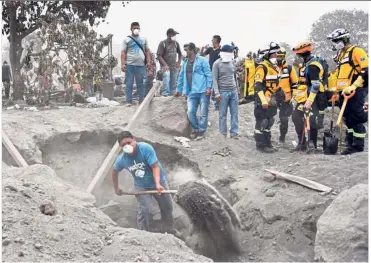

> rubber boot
[341,131,354,155]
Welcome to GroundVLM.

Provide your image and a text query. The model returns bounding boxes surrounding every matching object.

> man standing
[201,35,222,110]
[157,28,182,97]
[112,131,181,238]
[2,61,12,99]
[176,43,212,139]
[327,28,368,155]
[121,22,152,104]
[213,45,239,138]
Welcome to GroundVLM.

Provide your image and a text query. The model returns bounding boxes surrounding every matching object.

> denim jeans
[126,65,146,103]
[162,71,177,96]
[135,181,174,232]
[187,92,211,134]
[219,91,239,136]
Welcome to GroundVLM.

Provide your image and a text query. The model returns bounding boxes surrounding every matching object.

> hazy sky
[96,1,369,57]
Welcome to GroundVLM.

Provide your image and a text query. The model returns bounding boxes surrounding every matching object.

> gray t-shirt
[122,36,149,66]
[186,60,194,91]
[156,40,181,72]
[212,58,237,94]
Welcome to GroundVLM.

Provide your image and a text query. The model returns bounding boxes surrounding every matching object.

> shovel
[119,190,178,195]
[336,89,356,152]
[323,95,339,154]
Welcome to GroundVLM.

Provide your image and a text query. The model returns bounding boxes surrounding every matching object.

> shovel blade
[323,130,339,155]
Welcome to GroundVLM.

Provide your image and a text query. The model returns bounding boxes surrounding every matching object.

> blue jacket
[176,55,212,95]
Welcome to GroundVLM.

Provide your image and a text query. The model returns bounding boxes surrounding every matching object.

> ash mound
[175,179,242,261]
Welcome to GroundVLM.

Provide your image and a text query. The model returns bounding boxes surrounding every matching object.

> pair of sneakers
[190,130,205,140]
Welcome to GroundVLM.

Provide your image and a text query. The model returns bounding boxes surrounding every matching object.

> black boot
[341,130,354,155]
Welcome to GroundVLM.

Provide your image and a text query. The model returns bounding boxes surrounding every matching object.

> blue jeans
[187,92,211,134]
[135,181,174,232]
[126,65,146,102]
[162,71,177,96]
[219,91,239,136]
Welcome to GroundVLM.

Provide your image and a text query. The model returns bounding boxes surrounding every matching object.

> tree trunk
[8,3,25,100]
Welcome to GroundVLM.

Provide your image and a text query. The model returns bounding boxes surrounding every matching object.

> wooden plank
[87,82,162,193]
[2,130,29,167]
[265,169,332,193]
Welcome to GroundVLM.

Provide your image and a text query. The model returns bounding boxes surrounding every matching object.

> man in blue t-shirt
[112,131,180,237]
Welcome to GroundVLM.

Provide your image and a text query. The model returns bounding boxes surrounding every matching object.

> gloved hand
[290,97,297,108]
[353,75,364,88]
[304,100,312,111]
[342,84,357,95]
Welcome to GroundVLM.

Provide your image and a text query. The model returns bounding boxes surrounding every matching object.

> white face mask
[269,58,277,64]
[334,41,345,50]
[220,52,234,62]
[171,36,176,41]
[123,144,134,154]
[133,29,140,36]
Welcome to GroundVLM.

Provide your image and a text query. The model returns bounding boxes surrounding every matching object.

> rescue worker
[291,41,327,152]
[253,42,281,153]
[276,47,298,144]
[327,28,368,154]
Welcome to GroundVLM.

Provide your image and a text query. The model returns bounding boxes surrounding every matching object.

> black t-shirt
[205,47,221,70]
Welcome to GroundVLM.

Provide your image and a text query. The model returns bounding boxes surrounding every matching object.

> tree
[21,15,117,104]
[309,9,368,70]
[2,1,111,99]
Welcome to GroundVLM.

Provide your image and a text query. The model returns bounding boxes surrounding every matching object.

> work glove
[342,75,364,95]
[257,90,268,109]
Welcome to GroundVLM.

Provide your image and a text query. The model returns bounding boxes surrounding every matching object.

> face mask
[133,29,140,36]
[277,58,283,66]
[123,144,134,154]
[171,36,176,41]
[295,55,304,64]
[334,41,345,50]
[220,52,234,62]
[269,58,277,64]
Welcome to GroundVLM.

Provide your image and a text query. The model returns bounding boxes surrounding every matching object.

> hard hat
[292,41,313,54]
[327,28,350,42]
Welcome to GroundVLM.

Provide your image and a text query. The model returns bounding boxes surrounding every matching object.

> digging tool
[2,130,28,167]
[265,169,332,193]
[119,190,178,195]
[336,89,356,152]
[323,95,339,154]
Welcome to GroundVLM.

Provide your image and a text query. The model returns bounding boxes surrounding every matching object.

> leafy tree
[2,1,110,99]
[309,9,368,70]
[21,15,117,104]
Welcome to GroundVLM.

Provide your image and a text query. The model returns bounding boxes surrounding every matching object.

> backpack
[309,56,329,88]
[161,40,179,54]
[244,59,256,96]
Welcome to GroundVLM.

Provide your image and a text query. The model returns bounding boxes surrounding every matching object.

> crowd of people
[121,22,368,156]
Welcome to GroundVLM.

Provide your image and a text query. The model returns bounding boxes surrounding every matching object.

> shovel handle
[336,89,356,126]
[120,190,178,195]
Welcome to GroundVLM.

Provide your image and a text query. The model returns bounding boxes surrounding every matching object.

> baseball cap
[167,28,179,35]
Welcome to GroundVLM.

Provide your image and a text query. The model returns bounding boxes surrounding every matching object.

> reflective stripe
[263,129,270,132]
[353,132,366,138]
[266,75,278,80]
[297,91,306,96]
[255,130,263,134]
[340,57,350,64]
[280,74,289,78]
[347,128,354,133]
[319,111,325,114]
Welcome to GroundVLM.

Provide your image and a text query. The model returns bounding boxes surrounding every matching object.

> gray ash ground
[2,95,368,262]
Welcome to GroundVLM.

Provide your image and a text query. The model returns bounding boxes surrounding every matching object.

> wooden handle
[336,99,348,126]
[120,190,178,195]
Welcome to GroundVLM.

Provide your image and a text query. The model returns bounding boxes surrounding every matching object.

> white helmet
[327,28,350,42]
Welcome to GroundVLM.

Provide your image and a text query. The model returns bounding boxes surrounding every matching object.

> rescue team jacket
[334,45,369,91]
[278,62,298,102]
[176,55,213,96]
[254,59,280,106]
[295,58,325,104]
[244,58,256,97]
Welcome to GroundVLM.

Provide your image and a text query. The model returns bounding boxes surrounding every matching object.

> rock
[107,240,113,246]
[2,239,11,246]
[20,189,32,198]
[315,184,368,262]
[265,190,276,197]
[23,182,31,187]
[5,185,18,192]
[272,241,277,246]
[39,200,57,216]
[83,253,90,258]
[34,243,43,250]
[145,97,189,136]
[18,251,25,257]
